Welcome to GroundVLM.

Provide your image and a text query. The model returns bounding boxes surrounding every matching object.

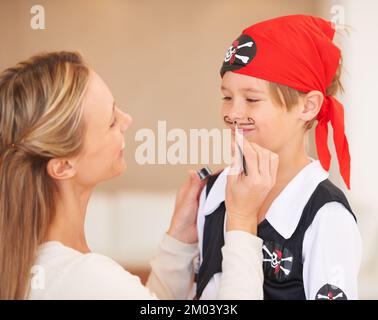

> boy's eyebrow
[221,86,265,94]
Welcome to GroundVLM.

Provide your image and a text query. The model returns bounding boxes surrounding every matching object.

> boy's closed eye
[222,96,260,103]
[246,98,260,103]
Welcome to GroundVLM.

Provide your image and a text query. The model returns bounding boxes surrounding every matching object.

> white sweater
[28,231,263,300]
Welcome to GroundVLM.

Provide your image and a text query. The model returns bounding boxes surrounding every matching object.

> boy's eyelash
[222,97,259,103]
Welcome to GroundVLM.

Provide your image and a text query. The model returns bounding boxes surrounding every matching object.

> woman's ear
[300,90,324,122]
[47,158,76,180]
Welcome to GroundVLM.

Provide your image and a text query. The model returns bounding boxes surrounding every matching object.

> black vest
[196,172,356,300]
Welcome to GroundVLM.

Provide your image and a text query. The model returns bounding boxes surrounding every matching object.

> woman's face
[221,71,302,153]
[73,71,132,187]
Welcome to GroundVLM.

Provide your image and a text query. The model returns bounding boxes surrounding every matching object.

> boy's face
[221,71,303,153]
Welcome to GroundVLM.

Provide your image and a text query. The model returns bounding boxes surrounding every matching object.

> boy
[195,15,361,300]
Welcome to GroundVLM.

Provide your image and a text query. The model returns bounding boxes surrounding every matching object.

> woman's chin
[118,159,127,173]
[113,158,127,177]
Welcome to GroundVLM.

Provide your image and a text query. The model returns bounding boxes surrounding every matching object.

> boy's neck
[275,138,312,185]
[256,141,311,224]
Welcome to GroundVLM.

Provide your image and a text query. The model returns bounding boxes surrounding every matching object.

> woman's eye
[222,96,232,101]
[246,98,259,103]
[110,117,117,128]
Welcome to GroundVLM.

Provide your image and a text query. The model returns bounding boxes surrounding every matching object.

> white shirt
[28,231,264,300]
[197,160,362,300]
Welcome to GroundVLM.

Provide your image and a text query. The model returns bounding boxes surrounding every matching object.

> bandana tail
[316,96,351,189]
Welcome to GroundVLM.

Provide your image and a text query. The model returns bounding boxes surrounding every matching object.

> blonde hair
[0,51,90,299]
[268,58,344,129]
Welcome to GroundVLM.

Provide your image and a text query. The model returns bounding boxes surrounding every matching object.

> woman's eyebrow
[109,101,116,124]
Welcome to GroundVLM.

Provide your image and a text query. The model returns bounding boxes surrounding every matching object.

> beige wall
[0,0,318,192]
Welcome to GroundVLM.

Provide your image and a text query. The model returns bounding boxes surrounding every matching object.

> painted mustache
[223,116,256,128]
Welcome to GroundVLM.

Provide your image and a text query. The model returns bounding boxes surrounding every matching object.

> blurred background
[0,0,377,298]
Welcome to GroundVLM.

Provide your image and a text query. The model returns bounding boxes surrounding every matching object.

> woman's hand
[167,170,207,244]
[226,137,279,235]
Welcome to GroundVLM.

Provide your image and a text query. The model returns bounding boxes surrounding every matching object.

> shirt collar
[202,166,230,216]
[202,160,329,239]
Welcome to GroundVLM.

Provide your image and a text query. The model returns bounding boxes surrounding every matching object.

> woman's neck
[45,180,92,254]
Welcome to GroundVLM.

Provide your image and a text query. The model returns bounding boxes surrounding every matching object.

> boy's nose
[228,100,248,120]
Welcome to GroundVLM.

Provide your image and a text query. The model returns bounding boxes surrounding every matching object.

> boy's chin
[232,135,257,144]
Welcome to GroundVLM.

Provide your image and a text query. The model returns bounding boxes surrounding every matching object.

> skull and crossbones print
[261,241,294,280]
[315,284,347,300]
[220,34,257,75]
[224,40,254,64]
[263,244,293,276]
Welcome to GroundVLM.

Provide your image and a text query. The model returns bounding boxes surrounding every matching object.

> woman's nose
[120,112,133,134]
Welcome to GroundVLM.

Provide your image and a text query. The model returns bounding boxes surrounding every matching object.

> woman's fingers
[229,141,243,177]
[169,169,206,244]
[187,170,207,197]
[231,136,279,188]
[246,142,279,185]
[225,139,279,235]
[251,142,271,179]
[240,137,259,178]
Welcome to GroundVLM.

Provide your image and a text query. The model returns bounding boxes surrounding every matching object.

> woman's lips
[119,141,125,157]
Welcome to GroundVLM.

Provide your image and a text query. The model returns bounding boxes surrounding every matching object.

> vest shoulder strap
[205,171,223,198]
[293,179,356,238]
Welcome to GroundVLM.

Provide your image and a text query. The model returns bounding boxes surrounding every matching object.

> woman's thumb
[188,170,206,193]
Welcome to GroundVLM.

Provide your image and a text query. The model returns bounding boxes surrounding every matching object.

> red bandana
[220,15,351,189]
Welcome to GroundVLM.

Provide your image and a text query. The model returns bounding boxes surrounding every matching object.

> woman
[0,51,278,299]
